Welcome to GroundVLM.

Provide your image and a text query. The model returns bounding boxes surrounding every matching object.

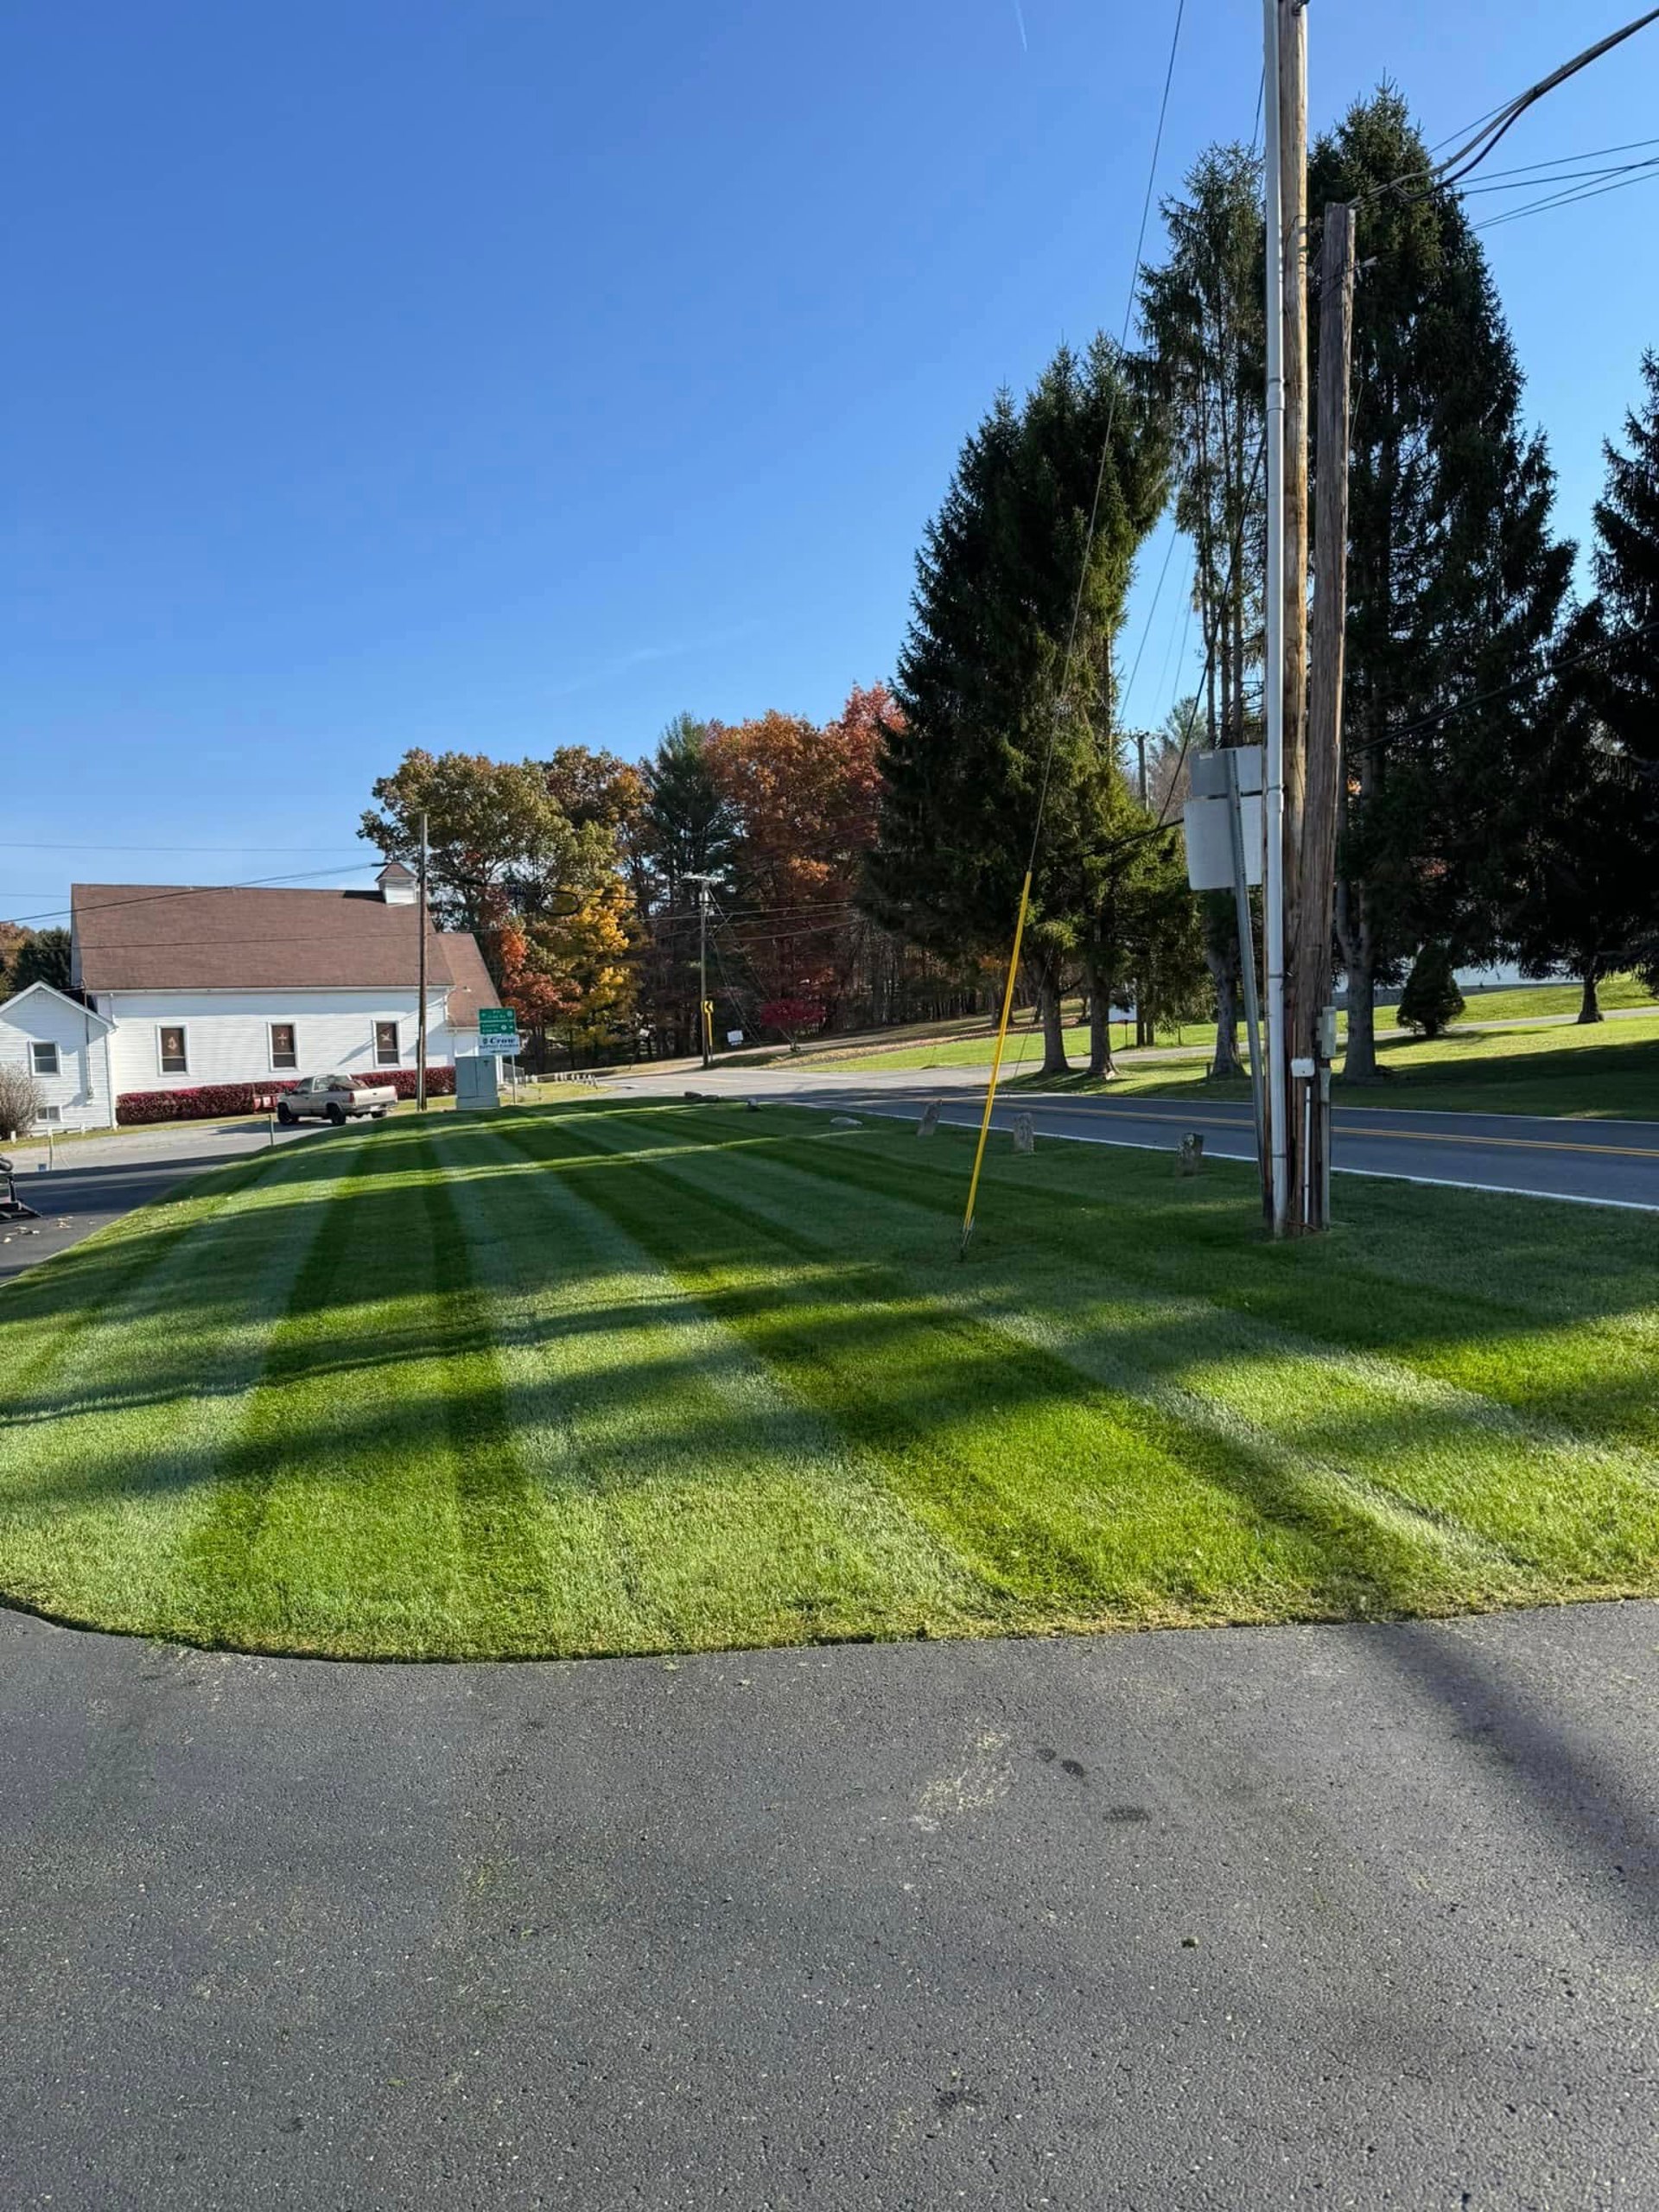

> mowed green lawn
[823,979,1659,1104]
[1014,1011,1659,1120]
[1,1101,1655,1661]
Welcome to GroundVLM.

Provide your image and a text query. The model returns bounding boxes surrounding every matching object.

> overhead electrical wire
[3,864,395,931]
[1428,8,1659,190]
[1349,10,1659,213]
[1345,615,1659,760]
[960,0,1188,1255]
[1471,158,1659,232]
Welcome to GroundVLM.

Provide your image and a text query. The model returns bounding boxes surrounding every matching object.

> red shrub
[115,1066,455,1124]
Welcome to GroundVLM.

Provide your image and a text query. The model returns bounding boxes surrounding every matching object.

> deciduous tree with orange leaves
[703,685,890,1021]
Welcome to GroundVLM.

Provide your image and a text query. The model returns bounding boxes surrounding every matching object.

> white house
[0,982,116,1132]
[0,866,499,1131]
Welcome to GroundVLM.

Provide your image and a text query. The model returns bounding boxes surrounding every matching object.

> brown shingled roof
[73,883,499,1019]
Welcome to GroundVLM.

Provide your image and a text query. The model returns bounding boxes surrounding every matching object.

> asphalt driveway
[1,1601,1653,2210]
[0,1120,321,1284]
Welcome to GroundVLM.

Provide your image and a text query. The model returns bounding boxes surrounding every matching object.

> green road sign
[479,1007,518,1037]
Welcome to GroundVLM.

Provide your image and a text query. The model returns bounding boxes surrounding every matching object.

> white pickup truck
[276,1074,397,1127]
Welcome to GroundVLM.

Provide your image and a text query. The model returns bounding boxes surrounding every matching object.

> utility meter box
[455,1054,500,1112]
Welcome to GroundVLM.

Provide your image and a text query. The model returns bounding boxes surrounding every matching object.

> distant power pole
[416,809,429,1114]
[684,874,718,1067]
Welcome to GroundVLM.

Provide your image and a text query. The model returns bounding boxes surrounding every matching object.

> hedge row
[115,1066,456,1125]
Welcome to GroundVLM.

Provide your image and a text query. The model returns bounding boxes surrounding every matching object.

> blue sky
[4,0,1656,925]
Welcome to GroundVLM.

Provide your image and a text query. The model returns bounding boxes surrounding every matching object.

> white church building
[0,865,499,1131]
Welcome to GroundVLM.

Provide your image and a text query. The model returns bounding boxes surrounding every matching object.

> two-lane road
[617,1065,1659,1211]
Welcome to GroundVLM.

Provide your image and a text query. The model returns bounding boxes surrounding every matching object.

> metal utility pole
[416,810,429,1114]
[1290,200,1356,1231]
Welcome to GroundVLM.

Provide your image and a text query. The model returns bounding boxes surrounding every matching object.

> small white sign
[726,1029,744,1046]
[476,1033,521,1057]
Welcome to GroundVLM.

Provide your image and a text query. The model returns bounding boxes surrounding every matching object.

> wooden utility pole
[1261,0,1307,1235]
[1287,202,1356,1231]
[416,810,429,1113]
[1279,0,1309,911]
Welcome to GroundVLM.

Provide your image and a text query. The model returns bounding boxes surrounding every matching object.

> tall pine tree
[865,338,1168,1074]
[1308,92,1573,1079]
[1139,144,1265,1076]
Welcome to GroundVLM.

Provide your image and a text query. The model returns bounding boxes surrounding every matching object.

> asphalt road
[0,1600,1653,2210]
[621,1066,1659,1211]
[0,1121,321,1285]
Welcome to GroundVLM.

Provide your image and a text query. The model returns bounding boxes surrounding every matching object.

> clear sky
[4,0,1656,927]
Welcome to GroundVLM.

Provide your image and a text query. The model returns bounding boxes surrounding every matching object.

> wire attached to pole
[957,0,1186,1255]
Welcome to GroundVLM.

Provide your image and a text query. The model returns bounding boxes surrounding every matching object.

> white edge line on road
[801,1100,1659,1216]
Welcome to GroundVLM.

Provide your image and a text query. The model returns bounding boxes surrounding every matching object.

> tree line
[356,86,1657,1071]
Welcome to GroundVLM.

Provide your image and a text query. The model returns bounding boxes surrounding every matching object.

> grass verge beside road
[1,1099,1654,1661]
[1009,1012,1659,1121]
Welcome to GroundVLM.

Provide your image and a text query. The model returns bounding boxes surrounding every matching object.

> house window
[158,1026,188,1075]
[37,1104,62,1124]
[270,1022,297,1070]
[373,1020,401,1067]
[31,1041,60,1077]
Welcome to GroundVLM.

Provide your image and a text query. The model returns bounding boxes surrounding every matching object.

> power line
[1431,9,1659,190]
[1452,135,1659,187]
[0,840,371,855]
[1025,0,1186,870]
[3,866,395,931]
[1346,614,1659,759]
[1351,11,1659,212]
[1117,523,1181,721]
[1471,159,1659,232]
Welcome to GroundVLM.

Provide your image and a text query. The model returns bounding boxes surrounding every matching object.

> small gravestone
[1176,1132,1205,1176]
[918,1101,943,1138]
[830,1116,862,1129]
[745,1098,761,1113]
[1013,1113,1035,1155]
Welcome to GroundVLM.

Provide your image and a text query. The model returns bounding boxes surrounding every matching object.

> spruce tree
[1308,92,1573,1079]
[866,339,1168,1074]
[1396,940,1464,1039]
[1592,350,1659,776]
[1139,144,1265,1077]
[1588,353,1659,986]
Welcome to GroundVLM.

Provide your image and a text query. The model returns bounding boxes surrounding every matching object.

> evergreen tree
[636,715,738,1054]
[1505,607,1650,1021]
[9,928,72,995]
[1592,350,1659,776]
[640,715,738,906]
[866,337,1168,1075]
[1139,145,1265,1077]
[1308,92,1573,1080]
[1587,353,1659,988]
[1396,940,1464,1039]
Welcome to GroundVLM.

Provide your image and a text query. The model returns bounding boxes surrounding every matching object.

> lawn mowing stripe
[0,1149,302,1419]
[435,1120,999,1651]
[0,1140,359,1638]
[558,1106,1659,1601]
[715,1103,1659,1461]
[416,1147,555,1647]
[496,1109,1452,1624]
[186,1125,550,1659]
[730,1111,1659,1578]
